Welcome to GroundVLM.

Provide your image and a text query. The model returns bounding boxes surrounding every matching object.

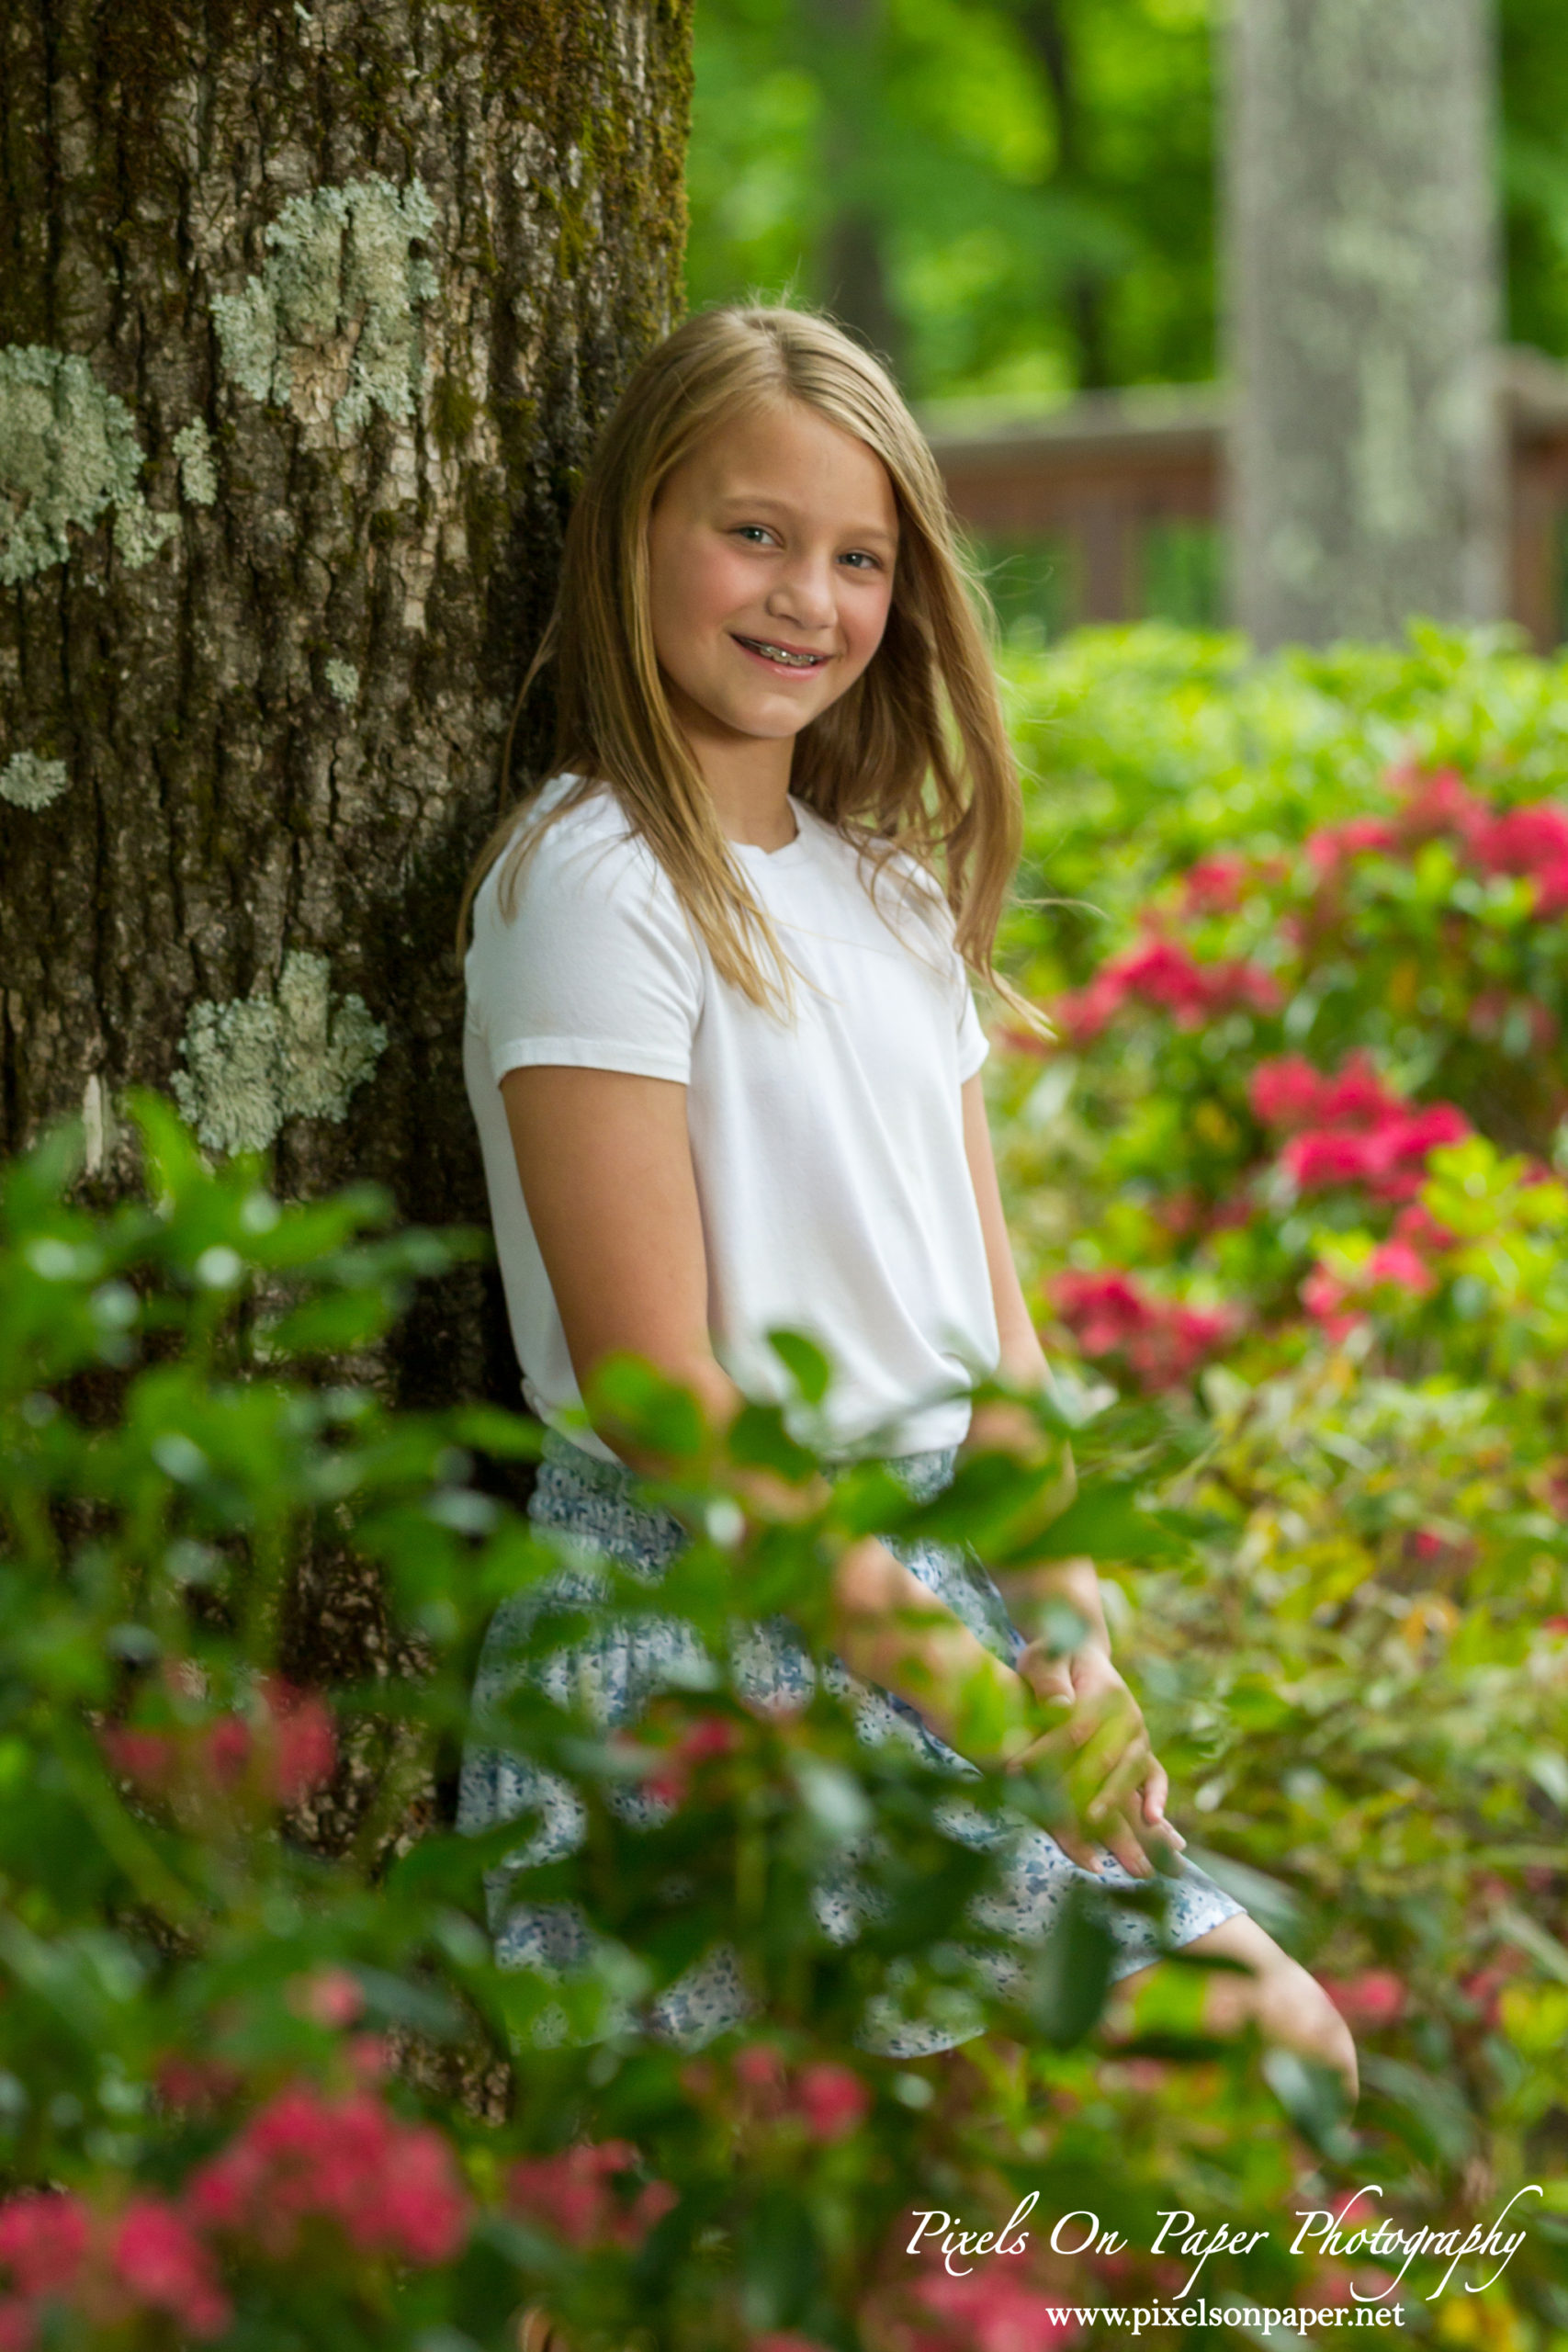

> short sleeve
[956,982,989,1083]
[467,805,703,1087]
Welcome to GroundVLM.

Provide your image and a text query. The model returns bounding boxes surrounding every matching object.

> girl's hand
[1009,1639,1186,1882]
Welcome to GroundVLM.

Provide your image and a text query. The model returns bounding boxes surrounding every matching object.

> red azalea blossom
[1306,816,1400,871]
[155,2053,243,2114]
[733,2043,789,2101]
[100,1676,335,1812]
[1180,855,1251,913]
[1252,1054,1470,1201]
[0,2195,90,2299]
[187,2083,468,2267]
[289,1967,366,2030]
[790,2064,871,2143]
[1469,802,1568,913]
[1366,1239,1436,1295]
[1053,1270,1235,1392]
[1319,1970,1405,2029]
[1055,937,1279,1043]
[916,2267,1081,2352]
[508,2142,675,2253]
[111,2198,231,2340]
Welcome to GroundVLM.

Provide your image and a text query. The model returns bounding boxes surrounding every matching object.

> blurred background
[684,0,1568,647]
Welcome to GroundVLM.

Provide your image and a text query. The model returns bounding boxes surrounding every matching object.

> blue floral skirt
[457,1430,1244,2057]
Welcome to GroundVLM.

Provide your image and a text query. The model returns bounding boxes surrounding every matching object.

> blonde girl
[457,303,1353,2086]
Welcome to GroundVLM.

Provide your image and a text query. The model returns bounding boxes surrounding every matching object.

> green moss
[431,371,480,460]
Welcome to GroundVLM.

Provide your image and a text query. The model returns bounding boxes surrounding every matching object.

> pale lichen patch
[174,417,218,505]
[0,345,176,582]
[173,949,388,1156]
[212,176,438,440]
[0,750,69,808]
[323,658,359,705]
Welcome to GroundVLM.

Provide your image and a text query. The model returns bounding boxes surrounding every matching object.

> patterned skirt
[457,1429,1244,2057]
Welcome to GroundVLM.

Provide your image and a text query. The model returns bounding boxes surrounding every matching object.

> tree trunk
[0,0,691,1406]
[0,4,690,1859]
[1225,0,1505,647]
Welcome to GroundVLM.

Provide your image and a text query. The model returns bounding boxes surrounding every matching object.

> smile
[733,636,829,670]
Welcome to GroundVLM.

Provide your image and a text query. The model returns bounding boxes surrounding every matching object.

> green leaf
[1026,1878,1116,2046]
[765,1327,830,1405]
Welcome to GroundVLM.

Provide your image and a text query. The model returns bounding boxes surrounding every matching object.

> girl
[457,302,1353,2088]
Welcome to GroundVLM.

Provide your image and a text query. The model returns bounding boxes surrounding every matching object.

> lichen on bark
[173,953,389,1156]
[0,752,69,809]
[212,176,438,436]
[0,345,175,582]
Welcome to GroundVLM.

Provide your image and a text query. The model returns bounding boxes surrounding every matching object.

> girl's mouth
[732,635,829,672]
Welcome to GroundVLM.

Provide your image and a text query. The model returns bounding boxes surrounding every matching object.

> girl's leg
[1108,1913,1359,2099]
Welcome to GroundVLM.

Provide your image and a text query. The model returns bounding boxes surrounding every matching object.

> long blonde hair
[459,303,1024,1013]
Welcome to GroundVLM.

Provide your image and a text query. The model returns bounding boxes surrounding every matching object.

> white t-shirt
[463,776,999,1463]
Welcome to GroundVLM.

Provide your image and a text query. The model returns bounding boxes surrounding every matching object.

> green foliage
[690,0,1568,404]
[0,1093,1354,2349]
[987,623,1568,2345]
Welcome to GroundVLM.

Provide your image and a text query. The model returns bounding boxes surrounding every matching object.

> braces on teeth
[742,639,823,666]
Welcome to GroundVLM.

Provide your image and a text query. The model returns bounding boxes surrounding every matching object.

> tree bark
[1225,0,1506,646]
[0,0,690,1402]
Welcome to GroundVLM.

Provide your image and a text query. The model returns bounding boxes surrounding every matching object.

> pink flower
[0,2301,33,2352]
[1306,818,1399,872]
[111,2198,231,2339]
[289,1967,366,2030]
[188,2082,468,2267]
[1366,1240,1436,1295]
[1319,1971,1405,2029]
[261,1679,337,1804]
[1391,1203,1456,1254]
[508,2142,672,2254]
[155,2053,242,2113]
[1055,937,1278,1042]
[733,2044,788,2098]
[1470,803,1568,911]
[1301,1263,1360,1340]
[99,1727,177,1790]
[1053,1272,1235,1391]
[790,2064,871,2143]
[918,2268,1081,2351]
[1180,856,1251,914]
[0,2196,89,2298]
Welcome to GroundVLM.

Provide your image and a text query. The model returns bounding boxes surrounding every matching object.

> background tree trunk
[1225,0,1506,647]
[0,0,690,1385]
[0,0,690,1804]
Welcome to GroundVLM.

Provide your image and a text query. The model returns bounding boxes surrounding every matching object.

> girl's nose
[767,556,838,632]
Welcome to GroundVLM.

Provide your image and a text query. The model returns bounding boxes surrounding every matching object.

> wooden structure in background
[928,348,1568,649]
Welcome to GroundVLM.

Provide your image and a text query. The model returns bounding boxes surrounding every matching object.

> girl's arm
[499,1064,1058,1783]
[959,1072,1183,1859]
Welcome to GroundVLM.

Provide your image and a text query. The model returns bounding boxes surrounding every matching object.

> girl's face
[646,398,899,756]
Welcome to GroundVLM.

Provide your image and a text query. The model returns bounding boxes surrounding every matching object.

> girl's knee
[1184,1918,1359,2098]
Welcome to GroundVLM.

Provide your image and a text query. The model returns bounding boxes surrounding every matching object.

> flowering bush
[0,1093,1357,2349]
[985,624,1568,2346]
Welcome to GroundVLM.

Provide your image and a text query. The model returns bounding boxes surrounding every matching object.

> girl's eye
[733,526,774,545]
[840,550,882,571]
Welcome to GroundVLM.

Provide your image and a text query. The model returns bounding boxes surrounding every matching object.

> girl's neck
[673,697,799,852]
